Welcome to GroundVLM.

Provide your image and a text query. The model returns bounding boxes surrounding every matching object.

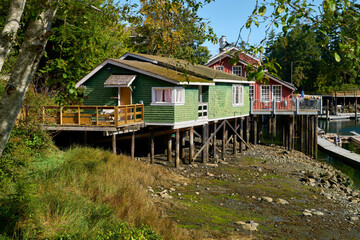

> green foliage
[133,0,215,64]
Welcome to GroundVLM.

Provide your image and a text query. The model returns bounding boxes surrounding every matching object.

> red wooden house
[205,39,296,112]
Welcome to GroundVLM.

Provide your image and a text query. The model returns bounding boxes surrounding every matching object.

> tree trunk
[0,0,27,72]
[0,1,58,157]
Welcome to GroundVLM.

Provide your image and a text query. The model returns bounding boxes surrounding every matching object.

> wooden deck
[318,136,360,167]
[23,104,144,131]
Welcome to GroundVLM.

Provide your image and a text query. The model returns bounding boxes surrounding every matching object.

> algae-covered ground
[148,145,360,239]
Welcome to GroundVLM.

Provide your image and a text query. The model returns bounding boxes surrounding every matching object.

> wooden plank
[239,117,244,153]
[213,122,217,160]
[233,118,237,155]
[150,130,155,164]
[224,120,251,149]
[112,134,116,154]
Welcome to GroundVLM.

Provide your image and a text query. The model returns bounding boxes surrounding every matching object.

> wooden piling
[131,132,135,160]
[288,116,293,151]
[233,118,237,155]
[181,131,186,161]
[167,134,172,162]
[326,99,330,120]
[239,117,244,153]
[258,116,263,143]
[112,134,116,154]
[356,97,358,120]
[301,115,305,153]
[213,122,217,160]
[189,127,194,163]
[246,116,250,149]
[222,121,226,160]
[175,129,180,168]
[203,124,209,163]
[314,115,318,160]
[253,115,257,145]
[272,115,277,140]
[150,130,155,164]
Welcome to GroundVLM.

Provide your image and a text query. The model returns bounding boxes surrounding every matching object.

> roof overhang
[266,74,297,91]
[104,74,136,88]
[213,79,254,84]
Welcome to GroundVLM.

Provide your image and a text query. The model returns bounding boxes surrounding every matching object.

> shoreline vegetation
[2,141,360,239]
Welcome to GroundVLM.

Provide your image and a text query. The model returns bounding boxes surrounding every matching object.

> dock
[318,136,360,167]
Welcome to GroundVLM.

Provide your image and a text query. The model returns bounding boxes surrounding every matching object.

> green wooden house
[75,52,251,128]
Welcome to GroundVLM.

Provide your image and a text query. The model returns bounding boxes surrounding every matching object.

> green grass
[0,147,185,239]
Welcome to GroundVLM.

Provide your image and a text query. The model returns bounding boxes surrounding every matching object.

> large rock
[276,198,289,205]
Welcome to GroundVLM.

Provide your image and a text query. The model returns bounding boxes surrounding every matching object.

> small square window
[215,65,224,71]
[232,66,242,76]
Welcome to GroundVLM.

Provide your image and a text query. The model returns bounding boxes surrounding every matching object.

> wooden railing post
[78,106,81,125]
[125,106,128,124]
[114,106,119,126]
[96,107,99,126]
[59,106,63,125]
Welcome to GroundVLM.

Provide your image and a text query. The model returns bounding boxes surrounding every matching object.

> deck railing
[250,98,321,115]
[23,104,144,127]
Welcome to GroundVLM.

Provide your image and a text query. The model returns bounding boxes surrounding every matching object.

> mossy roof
[123,52,248,81]
[109,59,212,84]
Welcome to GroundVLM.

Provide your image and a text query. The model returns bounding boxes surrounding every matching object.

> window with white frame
[249,85,254,102]
[214,65,224,71]
[152,87,185,105]
[232,66,242,76]
[260,85,270,102]
[272,85,282,102]
[232,85,244,106]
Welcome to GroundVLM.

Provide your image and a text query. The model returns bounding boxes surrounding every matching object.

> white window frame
[249,85,255,102]
[260,85,270,102]
[272,85,282,102]
[215,65,224,71]
[232,84,244,106]
[232,66,242,76]
[151,87,185,106]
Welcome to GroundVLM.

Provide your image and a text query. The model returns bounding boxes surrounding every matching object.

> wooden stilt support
[150,131,155,164]
[222,121,226,160]
[181,131,186,161]
[233,118,237,155]
[356,97,358,121]
[202,124,206,163]
[213,122,217,160]
[288,116,292,151]
[205,124,209,163]
[167,134,172,162]
[326,99,330,120]
[175,129,180,168]
[301,115,305,154]
[258,116,263,143]
[282,116,287,147]
[239,117,244,153]
[272,115,277,140]
[112,134,116,154]
[314,115,318,160]
[189,127,194,163]
[253,115,257,145]
[131,132,135,160]
[246,116,250,149]
[269,116,273,140]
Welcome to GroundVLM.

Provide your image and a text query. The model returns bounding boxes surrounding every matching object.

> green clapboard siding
[174,86,198,122]
[83,64,134,106]
[208,83,250,119]
[131,74,175,123]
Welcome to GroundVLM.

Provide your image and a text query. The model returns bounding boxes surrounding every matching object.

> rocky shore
[145,144,360,239]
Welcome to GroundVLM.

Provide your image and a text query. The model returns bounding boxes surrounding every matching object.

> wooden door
[120,87,131,105]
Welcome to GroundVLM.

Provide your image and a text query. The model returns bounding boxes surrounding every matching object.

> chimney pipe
[219,35,227,53]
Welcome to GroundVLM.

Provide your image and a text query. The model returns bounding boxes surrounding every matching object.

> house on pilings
[75,52,252,129]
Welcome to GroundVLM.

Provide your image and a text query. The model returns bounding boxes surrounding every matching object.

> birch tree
[0,0,58,157]
[0,0,27,72]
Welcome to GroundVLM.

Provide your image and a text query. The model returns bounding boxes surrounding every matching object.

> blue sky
[198,0,275,57]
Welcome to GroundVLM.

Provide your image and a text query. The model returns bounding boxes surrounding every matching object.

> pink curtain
[155,89,163,102]
[164,89,172,102]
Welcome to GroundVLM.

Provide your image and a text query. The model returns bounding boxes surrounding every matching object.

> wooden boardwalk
[318,136,360,166]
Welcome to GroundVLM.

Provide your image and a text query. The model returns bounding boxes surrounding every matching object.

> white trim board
[120,52,158,64]
[214,79,254,84]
